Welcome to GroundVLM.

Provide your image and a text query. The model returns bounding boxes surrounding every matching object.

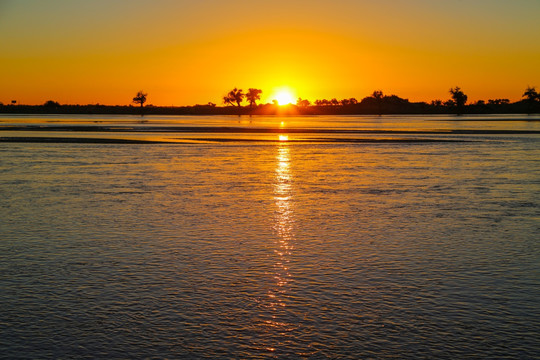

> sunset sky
[1,0,539,106]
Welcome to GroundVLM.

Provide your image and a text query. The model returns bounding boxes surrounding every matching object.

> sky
[1,0,539,106]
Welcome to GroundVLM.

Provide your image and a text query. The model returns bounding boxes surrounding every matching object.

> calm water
[1,115,539,358]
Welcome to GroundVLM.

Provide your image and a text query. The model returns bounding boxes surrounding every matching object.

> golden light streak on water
[257,141,296,351]
[273,143,293,296]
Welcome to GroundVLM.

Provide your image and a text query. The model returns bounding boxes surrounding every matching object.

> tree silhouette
[449,86,467,114]
[297,98,310,107]
[44,100,60,107]
[132,91,147,108]
[245,88,262,108]
[223,88,244,107]
[230,88,244,107]
[371,90,384,115]
[340,98,358,106]
[223,95,235,106]
[522,86,539,114]
[314,99,330,106]
[488,99,509,105]
[523,86,539,102]
[444,100,455,107]
[372,90,384,100]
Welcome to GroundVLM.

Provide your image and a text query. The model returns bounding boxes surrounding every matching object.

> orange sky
[1,0,539,106]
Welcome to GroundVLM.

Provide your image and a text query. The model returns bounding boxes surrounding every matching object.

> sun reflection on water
[274,143,293,281]
[257,139,296,350]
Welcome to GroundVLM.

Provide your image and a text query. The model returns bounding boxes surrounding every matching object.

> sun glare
[273,90,295,105]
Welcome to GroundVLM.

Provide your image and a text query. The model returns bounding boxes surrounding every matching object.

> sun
[273,89,296,105]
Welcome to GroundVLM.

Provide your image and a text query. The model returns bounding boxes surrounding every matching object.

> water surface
[1,115,539,358]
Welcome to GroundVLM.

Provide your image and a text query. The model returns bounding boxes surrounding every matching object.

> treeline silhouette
[1,86,539,115]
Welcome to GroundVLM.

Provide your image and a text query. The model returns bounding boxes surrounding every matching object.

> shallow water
[1,115,539,358]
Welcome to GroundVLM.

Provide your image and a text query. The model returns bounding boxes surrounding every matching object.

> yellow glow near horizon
[271,88,296,105]
[1,2,539,105]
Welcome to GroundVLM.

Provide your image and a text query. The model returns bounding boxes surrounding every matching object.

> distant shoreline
[1,102,538,116]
